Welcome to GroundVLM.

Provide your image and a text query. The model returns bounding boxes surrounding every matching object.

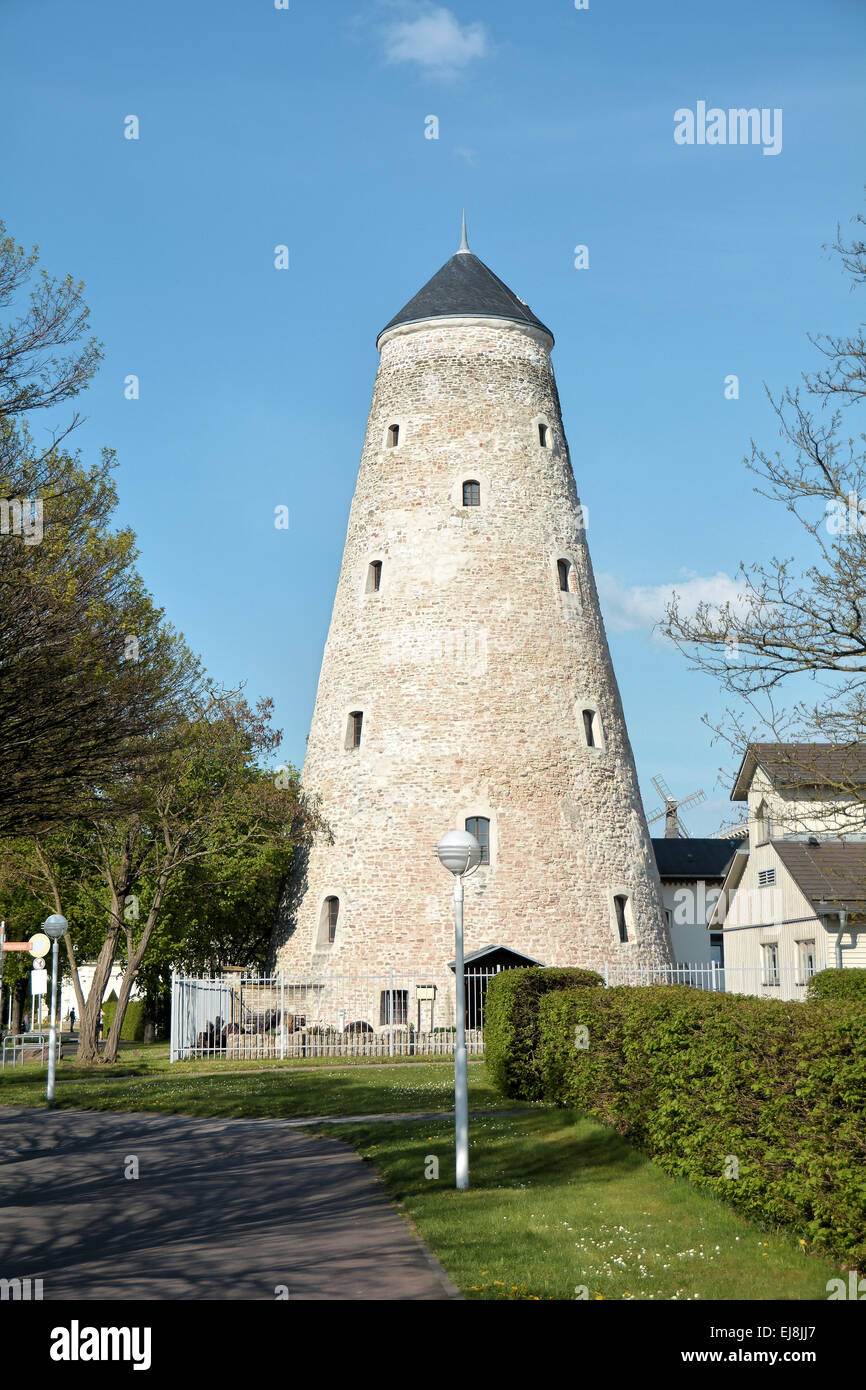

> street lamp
[42,914,68,1102]
[435,830,482,1190]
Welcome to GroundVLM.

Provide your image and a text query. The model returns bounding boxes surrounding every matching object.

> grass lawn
[314,1110,841,1301]
[0,1046,502,1119]
[1,1050,840,1299]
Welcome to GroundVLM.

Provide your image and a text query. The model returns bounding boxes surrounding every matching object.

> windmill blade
[675,816,691,839]
[646,804,667,824]
[651,775,674,804]
[677,789,707,813]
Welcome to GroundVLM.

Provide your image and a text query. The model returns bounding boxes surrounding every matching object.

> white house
[709,743,866,998]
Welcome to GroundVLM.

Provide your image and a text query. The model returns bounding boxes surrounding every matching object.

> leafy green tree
[0,223,200,835]
[22,694,310,1063]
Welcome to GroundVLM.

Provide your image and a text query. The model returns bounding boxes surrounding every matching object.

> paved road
[0,1107,458,1300]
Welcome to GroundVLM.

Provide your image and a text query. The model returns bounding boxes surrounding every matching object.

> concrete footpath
[0,1107,459,1300]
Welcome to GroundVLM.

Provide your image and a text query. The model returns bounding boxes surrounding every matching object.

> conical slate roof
[377,247,554,347]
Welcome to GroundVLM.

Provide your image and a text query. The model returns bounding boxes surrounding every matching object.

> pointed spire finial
[458,209,470,253]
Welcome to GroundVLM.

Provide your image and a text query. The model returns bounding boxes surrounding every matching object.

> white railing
[1,1033,48,1069]
[170,968,503,1062]
[603,961,814,1002]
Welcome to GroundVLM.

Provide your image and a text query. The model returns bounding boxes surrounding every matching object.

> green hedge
[101,994,146,1042]
[807,967,866,1004]
[484,966,604,1100]
[535,984,866,1268]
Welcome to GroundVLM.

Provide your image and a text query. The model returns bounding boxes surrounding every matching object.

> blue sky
[2,0,864,834]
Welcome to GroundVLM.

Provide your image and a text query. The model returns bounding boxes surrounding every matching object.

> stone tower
[272,223,672,979]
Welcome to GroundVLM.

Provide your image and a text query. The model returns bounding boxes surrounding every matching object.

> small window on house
[797,939,816,984]
[465,816,490,865]
[614,894,630,943]
[762,942,780,986]
[758,867,776,887]
[325,896,339,944]
[387,424,400,448]
[380,989,408,1026]
[557,559,571,592]
[347,711,363,749]
[755,800,770,843]
[582,709,597,748]
[538,423,549,447]
[367,560,383,593]
[462,480,480,507]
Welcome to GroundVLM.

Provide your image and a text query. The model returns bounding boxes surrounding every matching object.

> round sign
[32,957,46,970]
[28,933,50,957]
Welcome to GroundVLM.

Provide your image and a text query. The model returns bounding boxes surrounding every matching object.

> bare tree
[663,209,866,831]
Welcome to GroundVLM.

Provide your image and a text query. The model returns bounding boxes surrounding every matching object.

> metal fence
[1,1033,47,1069]
[170,960,823,1062]
[170,968,503,1062]
[604,961,814,1002]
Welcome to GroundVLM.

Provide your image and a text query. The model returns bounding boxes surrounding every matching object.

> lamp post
[435,830,482,1191]
[42,914,68,1102]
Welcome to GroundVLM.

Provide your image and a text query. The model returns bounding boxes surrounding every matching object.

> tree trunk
[10,978,26,1034]
[102,881,168,1063]
[103,965,139,1063]
[74,922,123,1064]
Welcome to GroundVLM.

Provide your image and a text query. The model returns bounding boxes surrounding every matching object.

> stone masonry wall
[271,318,673,979]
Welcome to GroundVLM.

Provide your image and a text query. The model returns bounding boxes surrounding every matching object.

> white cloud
[597,571,747,635]
[383,7,488,77]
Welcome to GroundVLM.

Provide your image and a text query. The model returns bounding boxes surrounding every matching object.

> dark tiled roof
[447,944,544,970]
[732,742,866,800]
[773,840,866,915]
[377,251,553,346]
[652,838,741,880]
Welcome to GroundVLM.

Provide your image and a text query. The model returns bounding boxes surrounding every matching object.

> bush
[484,967,604,1100]
[807,967,866,1004]
[101,994,146,1042]
[535,984,866,1268]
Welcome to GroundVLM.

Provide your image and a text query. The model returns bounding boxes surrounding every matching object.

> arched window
[582,709,597,748]
[557,559,571,592]
[462,480,481,507]
[614,894,630,943]
[367,560,382,593]
[387,424,400,448]
[538,423,549,447]
[325,897,339,943]
[347,711,363,749]
[465,816,490,865]
[755,799,770,843]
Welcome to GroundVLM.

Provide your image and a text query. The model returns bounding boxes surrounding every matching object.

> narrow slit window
[367,560,383,593]
[465,816,490,864]
[583,709,596,747]
[614,894,629,943]
[538,423,549,447]
[557,559,571,592]
[326,897,339,943]
[463,480,480,507]
[387,424,400,448]
[348,711,363,748]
